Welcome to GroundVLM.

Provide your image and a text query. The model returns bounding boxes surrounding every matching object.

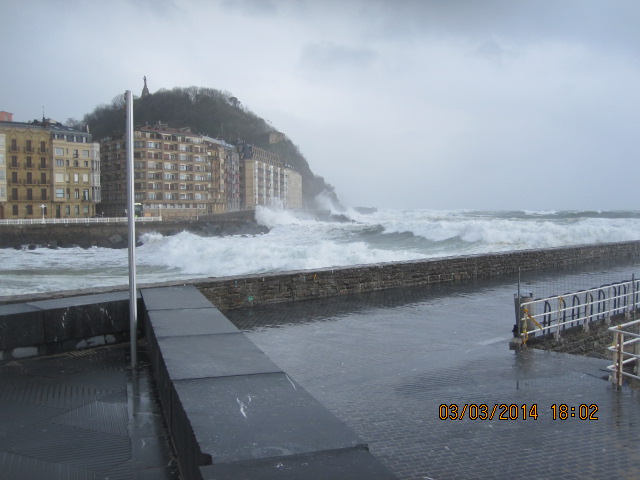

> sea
[1,207,640,298]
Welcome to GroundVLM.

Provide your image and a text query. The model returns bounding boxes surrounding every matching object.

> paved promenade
[227,273,640,480]
[2,262,640,479]
[0,342,179,480]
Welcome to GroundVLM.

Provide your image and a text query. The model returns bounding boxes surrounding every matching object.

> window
[0,171,4,181]
[11,172,18,183]
[74,189,80,199]
[84,161,88,167]
[0,153,4,164]
[26,205,33,215]
[0,187,5,199]
[11,156,17,167]
[83,189,89,200]
[82,173,89,183]
[12,205,18,215]
[26,157,33,168]
[83,205,89,214]
[41,173,46,183]
[26,140,32,152]
[11,139,17,151]
[41,189,47,200]
[26,172,32,184]
[74,205,80,215]
[74,173,79,183]
[56,188,64,198]
[55,173,64,183]
[55,147,64,155]
[40,157,46,168]
[40,141,46,153]
[27,189,33,200]
[56,159,64,166]
[65,206,71,216]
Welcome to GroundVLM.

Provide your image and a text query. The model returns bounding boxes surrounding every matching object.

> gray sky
[3,0,639,211]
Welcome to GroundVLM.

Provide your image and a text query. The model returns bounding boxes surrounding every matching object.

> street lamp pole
[40,204,46,223]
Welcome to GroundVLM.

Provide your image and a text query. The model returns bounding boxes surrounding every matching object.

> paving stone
[227,275,640,480]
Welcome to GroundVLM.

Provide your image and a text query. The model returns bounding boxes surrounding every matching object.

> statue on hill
[141,76,150,97]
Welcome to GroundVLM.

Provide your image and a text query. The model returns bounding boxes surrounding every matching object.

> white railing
[0,216,162,225]
[517,277,639,343]
[607,317,640,388]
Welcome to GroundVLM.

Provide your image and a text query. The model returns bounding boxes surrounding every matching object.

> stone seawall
[193,241,640,310]
[0,210,265,249]
[2,240,639,309]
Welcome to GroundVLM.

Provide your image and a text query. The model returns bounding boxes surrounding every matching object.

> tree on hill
[80,86,341,208]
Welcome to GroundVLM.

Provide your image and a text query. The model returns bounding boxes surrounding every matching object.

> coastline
[0,210,267,249]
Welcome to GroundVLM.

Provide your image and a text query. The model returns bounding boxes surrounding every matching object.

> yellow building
[0,119,101,219]
[239,143,302,209]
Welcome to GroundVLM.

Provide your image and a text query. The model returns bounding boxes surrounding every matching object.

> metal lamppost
[40,204,46,223]
[125,90,138,368]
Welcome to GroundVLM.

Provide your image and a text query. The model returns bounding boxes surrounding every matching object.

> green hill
[79,86,340,208]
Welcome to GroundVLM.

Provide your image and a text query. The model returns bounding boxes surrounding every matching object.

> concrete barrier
[140,285,394,480]
[0,291,139,360]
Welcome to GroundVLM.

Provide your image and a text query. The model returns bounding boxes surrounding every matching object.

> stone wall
[0,211,265,249]
[193,241,640,310]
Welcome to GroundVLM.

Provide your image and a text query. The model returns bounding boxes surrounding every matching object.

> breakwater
[2,240,639,308]
[0,210,265,249]
[194,240,640,309]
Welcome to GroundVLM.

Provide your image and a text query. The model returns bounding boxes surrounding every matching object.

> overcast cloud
[2,0,639,210]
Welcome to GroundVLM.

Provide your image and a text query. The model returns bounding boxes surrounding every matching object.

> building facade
[100,124,218,218]
[0,119,101,219]
[239,143,302,210]
[203,136,241,213]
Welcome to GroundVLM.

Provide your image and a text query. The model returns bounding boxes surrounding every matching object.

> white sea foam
[1,208,639,296]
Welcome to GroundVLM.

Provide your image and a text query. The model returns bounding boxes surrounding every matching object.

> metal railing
[607,316,640,388]
[0,216,162,226]
[516,276,639,343]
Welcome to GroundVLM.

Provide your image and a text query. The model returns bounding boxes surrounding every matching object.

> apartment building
[100,124,218,218]
[202,136,241,213]
[239,143,303,210]
[0,118,100,219]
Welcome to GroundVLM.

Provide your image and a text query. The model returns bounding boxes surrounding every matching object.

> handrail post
[615,328,624,389]
[555,297,563,341]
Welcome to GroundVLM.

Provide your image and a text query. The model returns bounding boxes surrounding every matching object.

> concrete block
[199,446,396,480]
[141,286,213,311]
[42,299,129,343]
[148,308,238,338]
[157,333,282,381]
[0,305,45,350]
[172,373,363,465]
[29,291,131,310]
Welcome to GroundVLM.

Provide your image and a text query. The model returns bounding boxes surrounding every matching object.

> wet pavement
[2,261,640,480]
[0,341,179,480]
[226,268,640,480]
